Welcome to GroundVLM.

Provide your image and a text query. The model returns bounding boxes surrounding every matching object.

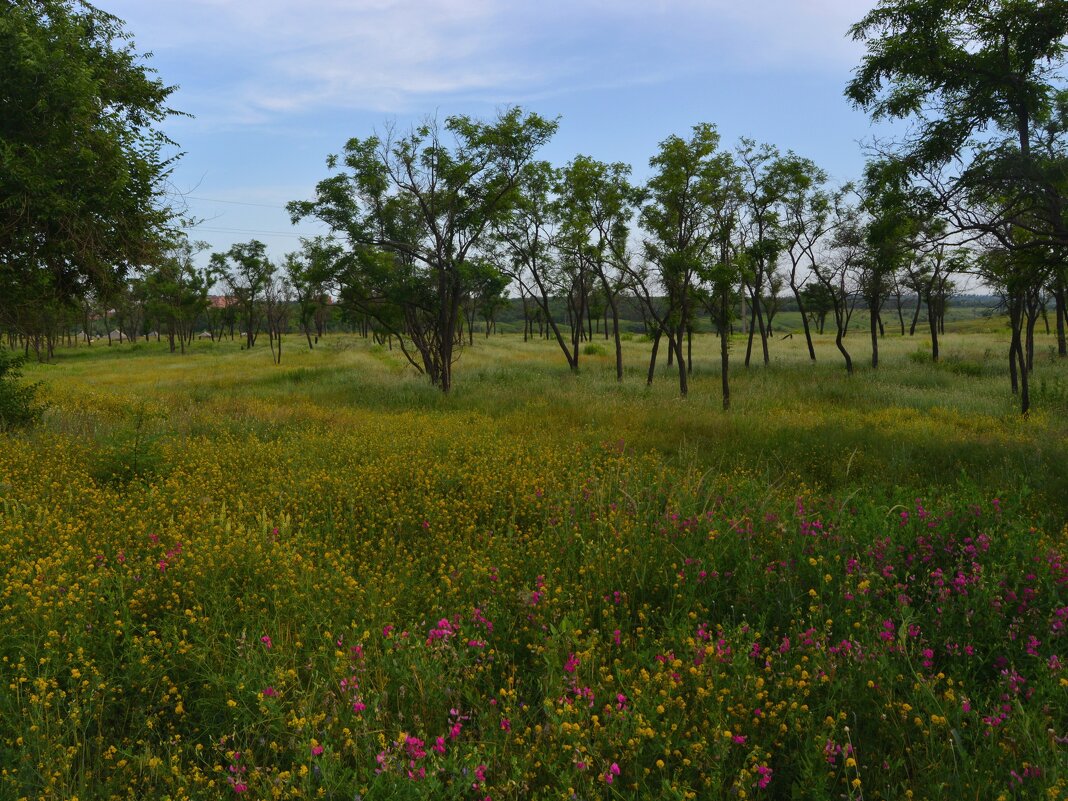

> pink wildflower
[755,765,773,789]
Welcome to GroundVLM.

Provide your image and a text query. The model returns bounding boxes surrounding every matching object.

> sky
[102,0,894,266]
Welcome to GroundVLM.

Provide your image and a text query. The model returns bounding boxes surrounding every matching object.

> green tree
[492,161,582,370]
[285,238,336,350]
[777,154,833,361]
[144,237,210,354]
[1,0,181,353]
[846,0,1068,411]
[736,139,785,368]
[638,123,740,399]
[211,240,275,349]
[290,109,556,392]
[557,156,640,382]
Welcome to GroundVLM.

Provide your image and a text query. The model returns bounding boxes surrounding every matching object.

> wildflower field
[2,329,1068,800]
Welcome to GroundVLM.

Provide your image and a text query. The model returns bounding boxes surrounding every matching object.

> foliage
[639,123,742,396]
[143,236,210,353]
[0,0,181,332]
[211,240,276,349]
[0,347,40,430]
[289,108,557,391]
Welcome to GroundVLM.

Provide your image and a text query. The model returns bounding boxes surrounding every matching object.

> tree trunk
[719,291,730,411]
[1055,281,1067,357]
[672,331,688,397]
[647,328,662,386]
[909,295,922,336]
[756,299,770,366]
[1009,303,1030,415]
[833,303,853,375]
[927,298,939,363]
[793,289,816,361]
[869,299,879,369]
[744,292,757,367]
[610,297,623,382]
[1025,293,1039,372]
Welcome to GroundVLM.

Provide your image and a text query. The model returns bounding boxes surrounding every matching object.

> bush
[0,349,41,431]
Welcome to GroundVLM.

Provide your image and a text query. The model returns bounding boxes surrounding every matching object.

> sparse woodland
[2,2,1068,800]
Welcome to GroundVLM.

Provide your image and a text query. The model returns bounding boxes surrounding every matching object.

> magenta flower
[603,762,621,784]
[260,635,272,649]
[564,653,579,674]
[755,765,773,789]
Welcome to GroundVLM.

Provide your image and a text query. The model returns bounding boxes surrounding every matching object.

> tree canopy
[289,108,557,391]
[1,0,181,351]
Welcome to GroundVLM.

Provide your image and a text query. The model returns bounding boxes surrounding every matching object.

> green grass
[2,322,1067,800]
[25,323,1068,522]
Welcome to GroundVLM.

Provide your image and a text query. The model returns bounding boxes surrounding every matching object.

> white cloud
[109,0,869,124]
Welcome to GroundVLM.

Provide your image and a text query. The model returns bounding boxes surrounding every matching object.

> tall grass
[1,324,1065,799]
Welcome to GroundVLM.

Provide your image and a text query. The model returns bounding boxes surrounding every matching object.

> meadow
[1,323,1067,800]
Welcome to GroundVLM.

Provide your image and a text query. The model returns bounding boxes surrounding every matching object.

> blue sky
[104,0,890,265]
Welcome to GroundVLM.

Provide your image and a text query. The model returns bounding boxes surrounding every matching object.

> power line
[185,195,292,210]
[184,224,309,239]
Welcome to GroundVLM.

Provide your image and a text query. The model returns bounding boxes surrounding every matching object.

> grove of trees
[2,0,1066,415]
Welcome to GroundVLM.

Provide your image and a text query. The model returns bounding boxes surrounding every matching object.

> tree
[859,159,923,369]
[492,161,585,372]
[289,108,557,392]
[813,194,864,374]
[557,156,640,382]
[263,271,291,365]
[846,0,1068,411]
[639,123,739,397]
[736,139,785,368]
[211,240,275,349]
[143,237,210,354]
[285,238,336,350]
[777,154,833,361]
[1,0,182,354]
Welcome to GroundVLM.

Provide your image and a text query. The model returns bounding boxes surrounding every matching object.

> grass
[1,324,1066,800]
[44,323,1065,517]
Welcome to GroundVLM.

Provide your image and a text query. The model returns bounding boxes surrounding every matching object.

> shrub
[0,348,41,430]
